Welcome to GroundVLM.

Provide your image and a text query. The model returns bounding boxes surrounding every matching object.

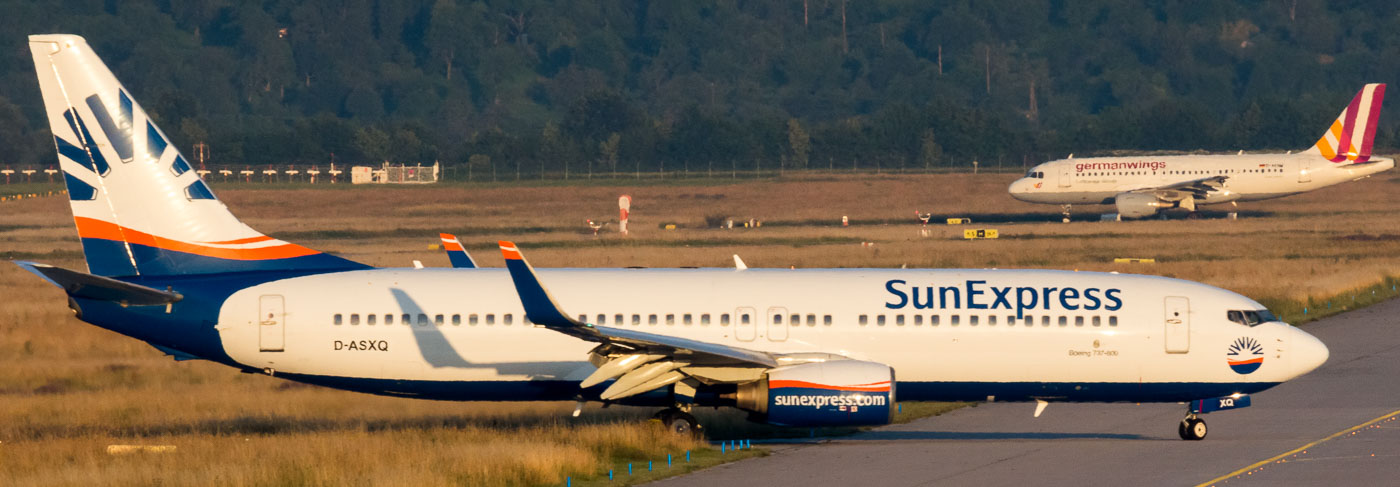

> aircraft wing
[1125,175,1228,198]
[498,241,785,400]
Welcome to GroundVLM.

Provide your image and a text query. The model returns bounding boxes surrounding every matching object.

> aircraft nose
[1008,179,1030,200]
[1292,328,1329,377]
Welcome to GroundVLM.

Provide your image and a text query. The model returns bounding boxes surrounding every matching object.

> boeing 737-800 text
[1010,84,1391,219]
[20,35,1328,440]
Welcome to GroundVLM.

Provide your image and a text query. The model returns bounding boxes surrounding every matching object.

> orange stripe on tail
[74,217,321,261]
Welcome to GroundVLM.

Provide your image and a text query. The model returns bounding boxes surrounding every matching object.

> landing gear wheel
[1178,418,1207,441]
[655,409,703,438]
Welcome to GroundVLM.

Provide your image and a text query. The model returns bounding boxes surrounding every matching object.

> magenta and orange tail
[1305,84,1387,163]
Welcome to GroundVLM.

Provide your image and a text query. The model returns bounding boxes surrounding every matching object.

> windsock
[619,195,631,235]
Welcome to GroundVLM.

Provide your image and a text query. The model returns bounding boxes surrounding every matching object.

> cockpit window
[1025,170,1045,178]
[1227,309,1277,327]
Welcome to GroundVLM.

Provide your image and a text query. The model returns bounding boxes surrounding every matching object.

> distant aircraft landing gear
[655,407,702,437]
[1178,414,1207,441]
[1060,204,1072,223]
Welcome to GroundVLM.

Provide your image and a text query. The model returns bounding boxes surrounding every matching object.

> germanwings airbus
[20,34,1328,440]
[1010,84,1392,219]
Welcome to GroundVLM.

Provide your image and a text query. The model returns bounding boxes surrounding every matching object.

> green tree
[920,129,943,169]
[787,119,810,169]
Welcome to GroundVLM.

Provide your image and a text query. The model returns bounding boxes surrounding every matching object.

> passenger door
[735,306,756,342]
[259,295,285,352]
[1058,167,1072,188]
[1164,296,1190,353]
[767,307,788,342]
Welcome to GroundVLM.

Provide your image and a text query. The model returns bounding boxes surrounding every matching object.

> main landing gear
[1178,414,1207,441]
[1060,204,1073,223]
[655,407,702,437]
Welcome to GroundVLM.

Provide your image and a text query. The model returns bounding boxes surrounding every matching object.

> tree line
[0,0,1395,174]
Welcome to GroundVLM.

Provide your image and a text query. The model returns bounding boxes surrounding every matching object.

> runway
[657,297,1400,486]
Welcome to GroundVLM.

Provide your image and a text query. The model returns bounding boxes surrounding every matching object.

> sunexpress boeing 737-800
[1009,84,1391,220]
[20,34,1329,440]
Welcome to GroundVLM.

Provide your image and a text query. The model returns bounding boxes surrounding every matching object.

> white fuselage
[1008,153,1394,206]
[214,267,1326,402]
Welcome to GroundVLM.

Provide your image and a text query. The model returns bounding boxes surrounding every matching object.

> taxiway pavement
[656,297,1400,486]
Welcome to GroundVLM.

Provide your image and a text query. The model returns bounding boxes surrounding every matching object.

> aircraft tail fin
[29,34,366,276]
[440,233,478,268]
[1304,83,1387,163]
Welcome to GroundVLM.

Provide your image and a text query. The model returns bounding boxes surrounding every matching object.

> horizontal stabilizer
[15,261,182,305]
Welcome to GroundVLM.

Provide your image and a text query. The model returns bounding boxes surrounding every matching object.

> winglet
[440,233,478,268]
[498,241,584,329]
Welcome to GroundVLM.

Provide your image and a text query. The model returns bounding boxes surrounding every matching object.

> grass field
[2,171,1398,485]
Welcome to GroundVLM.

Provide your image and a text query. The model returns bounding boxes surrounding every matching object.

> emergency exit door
[1058,167,1072,187]
[767,307,789,342]
[259,295,285,352]
[1164,296,1190,353]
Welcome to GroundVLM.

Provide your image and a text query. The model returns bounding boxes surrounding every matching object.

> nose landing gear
[1178,414,1207,440]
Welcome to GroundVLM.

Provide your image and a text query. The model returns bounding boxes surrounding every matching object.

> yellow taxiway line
[1197,408,1400,487]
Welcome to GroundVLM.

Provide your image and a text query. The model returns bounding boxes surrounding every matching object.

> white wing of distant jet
[1121,175,1229,210]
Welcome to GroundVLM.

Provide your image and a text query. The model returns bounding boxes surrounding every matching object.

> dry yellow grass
[2,171,1399,485]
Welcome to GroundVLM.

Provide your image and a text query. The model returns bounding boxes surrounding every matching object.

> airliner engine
[730,360,895,427]
[1114,192,1166,219]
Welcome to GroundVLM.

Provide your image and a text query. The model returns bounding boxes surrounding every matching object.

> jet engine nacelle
[1114,192,1166,219]
[732,360,895,427]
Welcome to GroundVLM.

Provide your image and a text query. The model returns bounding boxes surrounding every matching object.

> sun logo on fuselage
[1226,336,1265,374]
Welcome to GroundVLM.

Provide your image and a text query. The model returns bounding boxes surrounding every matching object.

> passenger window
[721,314,730,326]
[1058,316,1067,326]
[385,314,394,325]
[649,314,658,325]
[1007,315,1016,327]
[578,314,587,323]
[1109,316,1118,327]
[434,314,444,326]
[1041,316,1050,327]
[772,314,782,325]
[1075,316,1084,327]
[859,315,869,326]
[632,314,641,325]
[970,315,979,326]
[684,314,693,325]
[597,314,606,325]
[951,315,960,326]
[895,315,905,326]
[823,315,832,326]
[451,314,460,326]
[790,314,800,326]
[417,314,429,326]
[469,314,479,325]
[1023,314,1033,326]
[806,314,815,326]
[914,315,923,325]
[701,314,711,325]
[367,314,377,326]
[877,315,886,326]
[350,314,360,325]
[504,314,513,325]
[931,315,940,326]
[1092,316,1101,327]
[486,314,495,325]
[334,314,343,325]
[741,313,750,325]
[666,314,675,325]
[614,314,624,324]
[988,315,997,326]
